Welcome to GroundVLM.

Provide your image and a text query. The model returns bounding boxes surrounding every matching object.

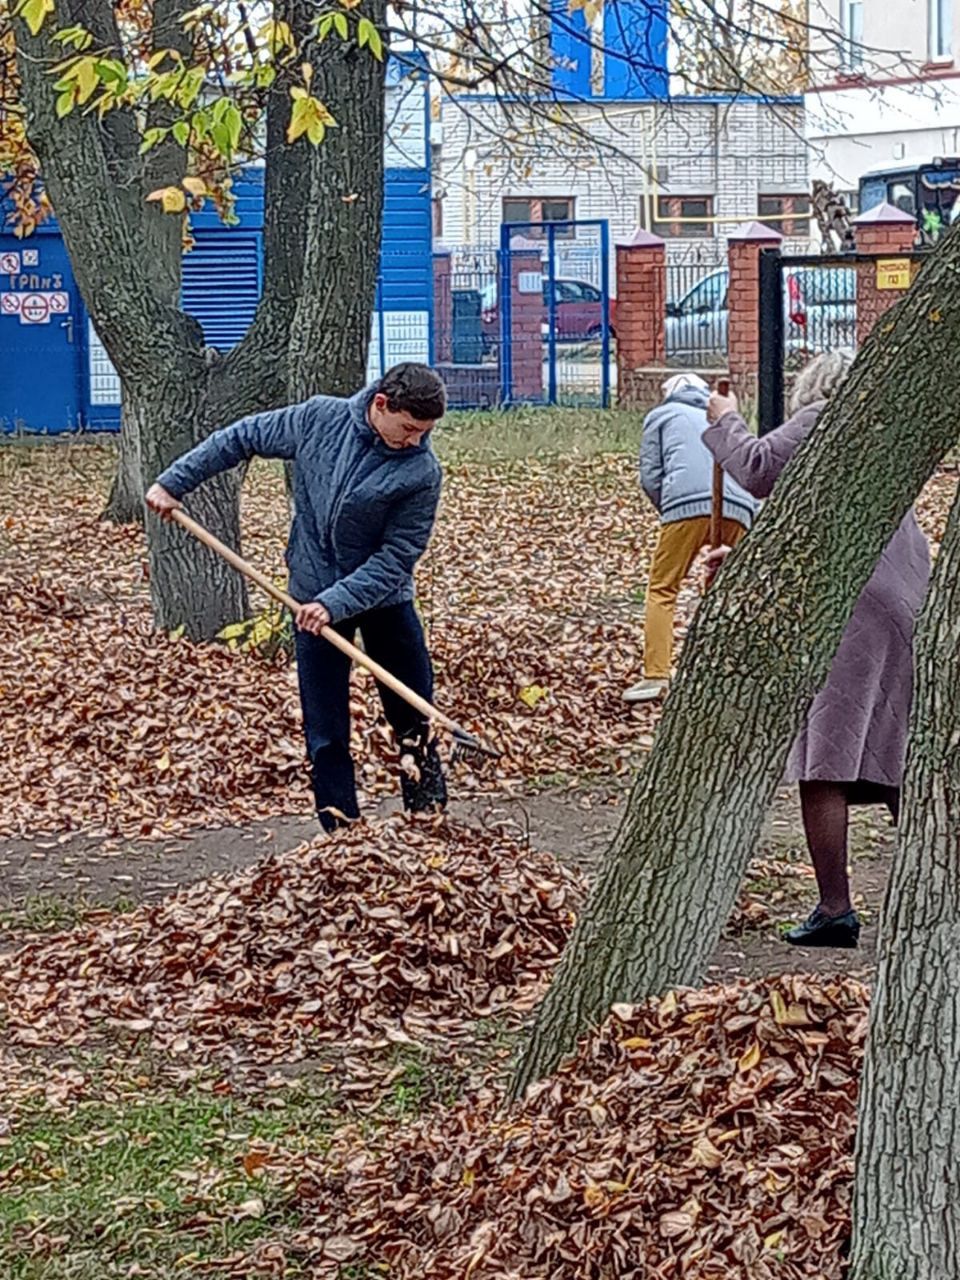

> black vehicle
[858,157,960,242]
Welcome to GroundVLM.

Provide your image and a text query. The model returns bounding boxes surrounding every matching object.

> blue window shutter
[181,231,262,351]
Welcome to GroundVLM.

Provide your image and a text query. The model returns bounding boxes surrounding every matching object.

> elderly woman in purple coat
[704,351,931,949]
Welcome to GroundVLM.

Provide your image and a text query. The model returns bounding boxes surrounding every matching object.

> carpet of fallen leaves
[2,445,956,839]
[285,974,866,1279]
[0,448,668,839]
[0,816,584,1071]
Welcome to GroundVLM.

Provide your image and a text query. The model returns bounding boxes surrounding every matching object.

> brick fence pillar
[433,246,452,364]
[727,220,784,401]
[615,229,666,408]
[852,203,918,346]
[506,237,544,402]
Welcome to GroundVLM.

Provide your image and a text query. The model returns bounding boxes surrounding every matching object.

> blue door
[0,235,83,434]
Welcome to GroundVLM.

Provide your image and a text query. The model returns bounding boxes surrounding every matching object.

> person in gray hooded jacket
[146,362,448,831]
[624,373,758,703]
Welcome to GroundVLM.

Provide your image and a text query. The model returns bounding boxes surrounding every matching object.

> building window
[758,194,812,236]
[840,0,864,68]
[432,197,443,240]
[647,195,715,239]
[929,0,952,60]
[502,196,575,236]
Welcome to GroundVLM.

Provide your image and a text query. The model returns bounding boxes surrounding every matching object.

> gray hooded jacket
[639,384,758,527]
[157,387,441,624]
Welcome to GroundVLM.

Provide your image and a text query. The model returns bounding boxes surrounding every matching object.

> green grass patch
[0,1071,339,1279]
[437,407,641,463]
[0,1023,523,1279]
[0,895,137,937]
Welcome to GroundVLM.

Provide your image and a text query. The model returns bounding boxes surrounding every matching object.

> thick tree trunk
[848,490,960,1280]
[134,360,249,639]
[512,231,960,1096]
[101,406,144,525]
[286,0,388,401]
[14,0,388,639]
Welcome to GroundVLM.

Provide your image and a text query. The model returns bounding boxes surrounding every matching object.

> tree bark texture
[132,364,250,639]
[101,404,145,526]
[848,489,960,1280]
[512,230,960,1096]
[287,0,388,401]
[13,0,388,636]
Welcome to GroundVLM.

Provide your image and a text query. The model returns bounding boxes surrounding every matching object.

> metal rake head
[450,726,501,765]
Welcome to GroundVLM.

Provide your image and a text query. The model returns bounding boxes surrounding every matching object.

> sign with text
[876,258,912,291]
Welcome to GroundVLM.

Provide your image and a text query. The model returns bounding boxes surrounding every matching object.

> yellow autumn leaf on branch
[15,0,55,38]
[287,91,338,145]
[147,185,187,214]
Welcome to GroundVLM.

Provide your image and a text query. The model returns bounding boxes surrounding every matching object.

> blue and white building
[0,56,433,434]
[435,0,810,267]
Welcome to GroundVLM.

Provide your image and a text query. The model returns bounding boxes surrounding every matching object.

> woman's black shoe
[784,906,861,949]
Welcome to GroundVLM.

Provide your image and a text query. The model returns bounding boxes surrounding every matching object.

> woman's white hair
[661,372,709,400]
[789,349,855,414]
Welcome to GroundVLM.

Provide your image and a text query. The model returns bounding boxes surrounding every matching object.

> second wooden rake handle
[170,507,466,738]
[709,461,724,550]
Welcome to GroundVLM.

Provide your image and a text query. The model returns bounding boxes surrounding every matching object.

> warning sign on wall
[21,294,50,324]
[0,252,21,275]
[0,290,70,324]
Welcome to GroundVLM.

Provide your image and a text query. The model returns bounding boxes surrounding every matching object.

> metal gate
[499,219,612,408]
[757,248,929,433]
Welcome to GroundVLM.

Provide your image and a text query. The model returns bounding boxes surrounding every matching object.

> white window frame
[929,0,952,61]
[840,0,864,68]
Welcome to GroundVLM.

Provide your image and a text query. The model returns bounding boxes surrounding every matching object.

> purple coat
[704,405,931,790]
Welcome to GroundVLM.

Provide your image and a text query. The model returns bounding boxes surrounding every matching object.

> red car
[481,278,617,347]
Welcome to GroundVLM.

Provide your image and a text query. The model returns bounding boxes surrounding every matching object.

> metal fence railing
[665,260,728,369]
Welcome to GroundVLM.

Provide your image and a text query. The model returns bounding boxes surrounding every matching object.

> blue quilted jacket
[156,387,442,624]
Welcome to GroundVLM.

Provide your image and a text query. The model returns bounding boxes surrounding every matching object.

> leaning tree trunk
[848,489,960,1280]
[512,231,960,1095]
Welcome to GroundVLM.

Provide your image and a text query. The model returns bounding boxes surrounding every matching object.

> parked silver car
[664,267,857,365]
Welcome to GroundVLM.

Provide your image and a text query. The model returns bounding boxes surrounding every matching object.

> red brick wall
[507,246,544,401]
[615,232,666,408]
[726,223,783,401]
[853,210,918,347]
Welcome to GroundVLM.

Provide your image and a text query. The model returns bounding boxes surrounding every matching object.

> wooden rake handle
[709,462,724,550]
[170,507,474,744]
[709,377,731,550]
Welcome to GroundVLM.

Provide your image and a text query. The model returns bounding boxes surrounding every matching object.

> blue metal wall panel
[181,231,262,350]
[545,0,669,100]
[603,0,668,100]
[549,0,593,99]
[380,170,433,311]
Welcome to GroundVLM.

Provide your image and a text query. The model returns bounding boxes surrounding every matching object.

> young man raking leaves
[147,363,466,831]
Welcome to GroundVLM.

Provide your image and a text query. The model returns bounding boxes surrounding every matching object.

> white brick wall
[438,96,810,278]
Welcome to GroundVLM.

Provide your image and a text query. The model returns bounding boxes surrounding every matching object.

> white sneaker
[622,678,669,704]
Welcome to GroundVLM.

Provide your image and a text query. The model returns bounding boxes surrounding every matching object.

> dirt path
[1,781,894,980]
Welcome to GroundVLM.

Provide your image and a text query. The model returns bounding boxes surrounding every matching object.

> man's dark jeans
[294,601,447,830]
